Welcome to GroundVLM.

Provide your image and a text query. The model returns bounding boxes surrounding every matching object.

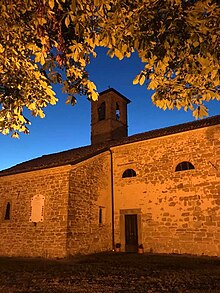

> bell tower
[91,88,131,145]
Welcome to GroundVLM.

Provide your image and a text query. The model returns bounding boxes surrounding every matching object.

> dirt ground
[0,252,220,292]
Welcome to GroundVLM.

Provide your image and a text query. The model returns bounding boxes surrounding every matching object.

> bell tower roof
[99,88,131,104]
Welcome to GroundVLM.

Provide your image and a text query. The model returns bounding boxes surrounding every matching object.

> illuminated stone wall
[67,152,112,255]
[0,152,112,258]
[113,124,220,256]
[0,166,70,258]
[0,123,219,258]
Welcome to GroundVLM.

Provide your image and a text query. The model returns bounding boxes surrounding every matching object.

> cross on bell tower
[91,88,131,145]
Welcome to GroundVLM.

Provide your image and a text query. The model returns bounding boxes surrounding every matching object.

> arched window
[175,161,195,172]
[98,102,105,121]
[116,103,120,121]
[122,169,136,178]
[4,202,11,220]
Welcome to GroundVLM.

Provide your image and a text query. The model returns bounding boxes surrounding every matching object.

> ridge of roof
[113,114,220,146]
[99,88,131,103]
[0,115,219,177]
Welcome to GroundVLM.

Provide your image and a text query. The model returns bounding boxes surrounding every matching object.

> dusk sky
[1,47,220,171]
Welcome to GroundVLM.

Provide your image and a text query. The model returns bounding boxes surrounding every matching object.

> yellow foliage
[193,105,209,120]
[114,49,124,60]
[65,15,70,28]
[38,109,45,119]
[0,0,219,137]
[133,75,140,85]
[86,80,98,101]
[49,0,55,9]
[148,80,158,90]
[0,44,4,53]
[11,132,20,138]
[139,75,145,86]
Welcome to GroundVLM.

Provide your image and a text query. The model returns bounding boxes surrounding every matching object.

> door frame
[120,208,142,252]
[125,214,138,252]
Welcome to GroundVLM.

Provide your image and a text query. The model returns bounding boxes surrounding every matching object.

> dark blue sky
[1,48,219,170]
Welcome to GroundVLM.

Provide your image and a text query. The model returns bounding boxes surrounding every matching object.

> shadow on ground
[0,252,220,292]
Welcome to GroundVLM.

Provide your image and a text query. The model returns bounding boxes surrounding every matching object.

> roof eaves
[0,163,72,177]
[0,146,110,177]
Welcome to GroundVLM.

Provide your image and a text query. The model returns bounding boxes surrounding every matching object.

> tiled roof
[100,88,131,104]
[0,143,110,176]
[1,115,220,176]
[116,114,220,146]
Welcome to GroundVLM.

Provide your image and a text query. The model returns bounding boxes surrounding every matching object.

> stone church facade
[0,88,220,258]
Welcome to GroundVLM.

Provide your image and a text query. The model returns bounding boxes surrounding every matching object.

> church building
[0,88,220,258]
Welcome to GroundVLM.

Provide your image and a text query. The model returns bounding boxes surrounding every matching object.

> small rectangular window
[4,202,11,220]
[99,207,103,225]
[98,206,106,225]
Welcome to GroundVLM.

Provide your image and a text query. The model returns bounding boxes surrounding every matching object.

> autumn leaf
[0,43,4,53]
[11,132,19,138]
[49,0,54,9]
[65,15,70,28]
[139,75,145,86]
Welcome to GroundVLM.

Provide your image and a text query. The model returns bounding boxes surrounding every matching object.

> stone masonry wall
[67,152,112,255]
[113,124,220,256]
[0,166,70,258]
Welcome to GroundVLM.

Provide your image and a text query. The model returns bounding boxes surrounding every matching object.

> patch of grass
[0,253,220,292]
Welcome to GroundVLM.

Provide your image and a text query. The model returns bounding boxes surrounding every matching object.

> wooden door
[125,214,138,252]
